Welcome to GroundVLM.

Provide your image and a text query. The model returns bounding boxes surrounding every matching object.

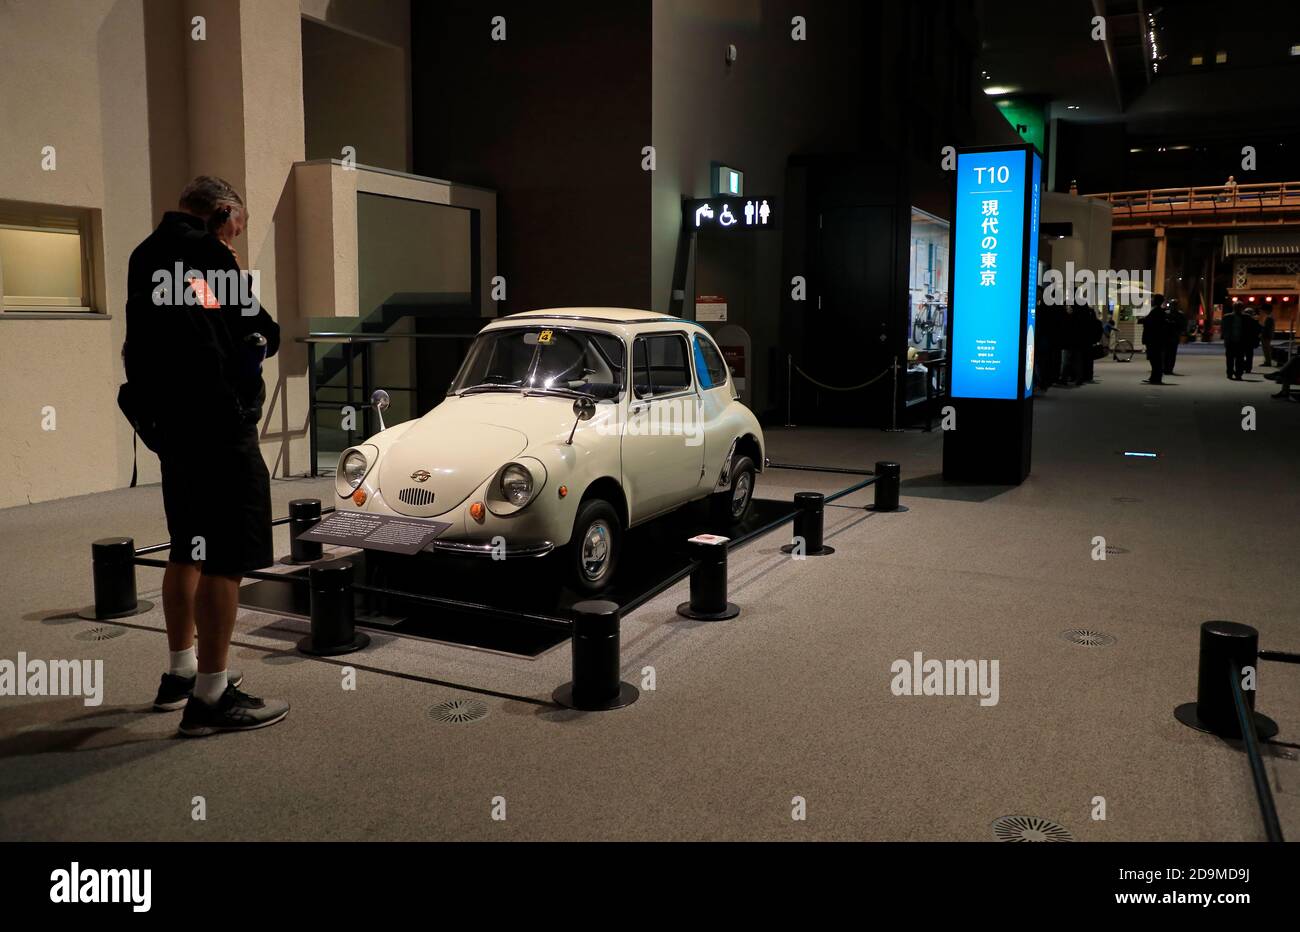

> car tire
[568,498,621,593]
[711,455,756,524]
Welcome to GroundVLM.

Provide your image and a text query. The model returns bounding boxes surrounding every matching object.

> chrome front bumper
[427,539,556,558]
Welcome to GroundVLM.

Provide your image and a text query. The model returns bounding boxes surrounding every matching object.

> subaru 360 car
[334,308,765,592]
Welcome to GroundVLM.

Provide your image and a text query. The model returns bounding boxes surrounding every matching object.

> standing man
[1221,302,1246,380]
[1141,295,1167,384]
[1242,309,1261,375]
[121,176,289,736]
[1164,299,1186,376]
[1259,306,1276,367]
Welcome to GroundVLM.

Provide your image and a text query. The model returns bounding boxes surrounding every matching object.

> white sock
[169,647,197,678]
[194,671,229,705]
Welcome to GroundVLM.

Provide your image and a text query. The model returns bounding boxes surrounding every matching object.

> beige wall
[302,18,409,172]
[294,160,497,320]
[300,0,411,171]
[0,0,314,507]
[0,0,154,507]
[1,0,492,508]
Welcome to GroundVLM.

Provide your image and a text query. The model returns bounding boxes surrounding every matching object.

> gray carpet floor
[1,351,1297,841]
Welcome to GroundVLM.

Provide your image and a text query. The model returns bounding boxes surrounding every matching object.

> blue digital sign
[1024,153,1041,398]
[950,148,1037,400]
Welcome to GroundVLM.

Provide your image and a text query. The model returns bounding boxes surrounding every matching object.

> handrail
[1082,180,1300,215]
[1227,659,1285,843]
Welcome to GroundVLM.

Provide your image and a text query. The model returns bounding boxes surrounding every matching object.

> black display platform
[239,496,797,657]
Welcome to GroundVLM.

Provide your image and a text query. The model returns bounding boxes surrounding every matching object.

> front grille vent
[398,487,436,507]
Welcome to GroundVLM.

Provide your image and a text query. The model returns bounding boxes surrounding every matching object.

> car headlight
[341,450,369,490]
[500,463,534,506]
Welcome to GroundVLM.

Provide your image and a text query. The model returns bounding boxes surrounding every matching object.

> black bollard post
[781,492,834,556]
[677,536,739,620]
[298,559,371,656]
[79,537,154,620]
[553,600,639,711]
[283,498,324,564]
[868,460,906,512]
[1175,621,1278,740]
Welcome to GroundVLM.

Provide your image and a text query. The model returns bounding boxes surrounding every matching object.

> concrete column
[180,0,308,477]
[1154,226,1168,296]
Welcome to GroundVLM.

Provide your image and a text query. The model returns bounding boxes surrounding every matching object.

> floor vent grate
[992,815,1074,842]
[1062,628,1117,647]
[74,625,127,642]
[1105,545,1129,555]
[429,698,489,724]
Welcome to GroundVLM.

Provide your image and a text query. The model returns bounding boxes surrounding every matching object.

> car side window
[694,334,728,389]
[632,338,652,398]
[646,334,692,396]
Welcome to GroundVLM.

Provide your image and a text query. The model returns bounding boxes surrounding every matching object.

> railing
[1084,181,1300,216]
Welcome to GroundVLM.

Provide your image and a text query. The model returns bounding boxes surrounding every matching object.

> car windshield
[450,327,625,400]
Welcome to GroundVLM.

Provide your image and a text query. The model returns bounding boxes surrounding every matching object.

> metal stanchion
[784,353,796,427]
[780,492,833,556]
[867,460,906,512]
[1175,620,1278,739]
[553,600,639,711]
[298,559,371,656]
[676,537,739,620]
[885,356,904,432]
[280,498,325,565]
[79,537,154,619]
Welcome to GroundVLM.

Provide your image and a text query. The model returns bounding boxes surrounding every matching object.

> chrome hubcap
[731,472,752,515]
[581,520,612,580]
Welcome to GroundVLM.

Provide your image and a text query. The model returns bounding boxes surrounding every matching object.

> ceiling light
[1066,105,1081,110]
[983,85,1017,96]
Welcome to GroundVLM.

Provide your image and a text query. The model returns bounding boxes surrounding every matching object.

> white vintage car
[334,308,765,592]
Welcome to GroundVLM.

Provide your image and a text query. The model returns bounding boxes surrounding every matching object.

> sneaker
[153,670,244,711]
[179,684,289,737]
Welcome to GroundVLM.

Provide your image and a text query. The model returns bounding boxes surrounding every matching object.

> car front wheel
[568,498,621,593]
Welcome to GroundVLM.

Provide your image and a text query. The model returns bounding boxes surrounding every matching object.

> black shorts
[159,425,273,576]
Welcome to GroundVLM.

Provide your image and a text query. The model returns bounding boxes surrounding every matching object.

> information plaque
[297,510,452,556]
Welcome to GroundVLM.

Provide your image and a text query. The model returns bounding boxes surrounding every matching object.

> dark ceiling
[975,0,1300,189]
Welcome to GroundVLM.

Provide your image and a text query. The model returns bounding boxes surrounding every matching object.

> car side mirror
[567,397,596,444]
[371,389,391,431]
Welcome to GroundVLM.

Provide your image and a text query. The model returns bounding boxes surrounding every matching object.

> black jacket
[123,212,280,436]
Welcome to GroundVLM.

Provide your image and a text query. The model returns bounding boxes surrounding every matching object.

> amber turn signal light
[469,502,485,522]
[352,489,367,506]
[558,485,568,498]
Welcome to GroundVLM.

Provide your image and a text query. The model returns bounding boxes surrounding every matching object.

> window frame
[692,331,730,390]
[630,331,697,401]
[0,200,99,315]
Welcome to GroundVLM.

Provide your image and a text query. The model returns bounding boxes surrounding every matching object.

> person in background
[1220,302,1246,380]
[1102,313,1117,352]
[1163,299,1186,376]
[1242,308,1261,374]
[1259,306,1275,367]
[1224,174,1238,201]
[1141,295,1167,384]
[1082,308,1103,383]
[1265,353,1298,399]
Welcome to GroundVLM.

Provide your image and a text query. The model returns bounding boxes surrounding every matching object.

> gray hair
[178,175,245,219]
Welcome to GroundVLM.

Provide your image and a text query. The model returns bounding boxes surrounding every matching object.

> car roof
[482,307,709,333]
